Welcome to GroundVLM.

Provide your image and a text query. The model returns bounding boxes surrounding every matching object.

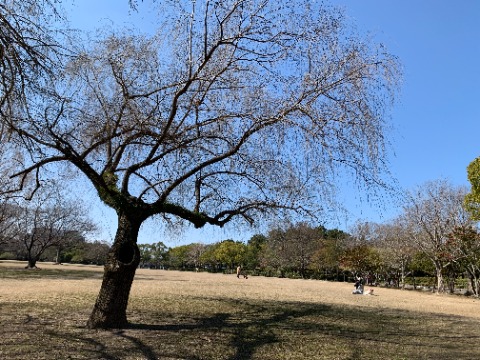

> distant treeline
[3,219,479,296]
[0,237,110,266]
[138,222,480,296]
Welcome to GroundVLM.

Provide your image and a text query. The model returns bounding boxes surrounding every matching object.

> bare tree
[1,1,400,328]
[402,180,472,293]
[0,201,21,248]
[187,243,207,270]
[0,1,64,132]
[373,221,416,289]
[13,186,96,269]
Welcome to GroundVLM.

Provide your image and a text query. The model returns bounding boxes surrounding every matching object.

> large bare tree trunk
[87,214,141,329]
[25,258,38,269]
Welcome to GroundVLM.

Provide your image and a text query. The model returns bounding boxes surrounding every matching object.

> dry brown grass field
[1,260,480,359]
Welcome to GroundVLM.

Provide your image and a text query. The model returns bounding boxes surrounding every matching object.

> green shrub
[0,252,16,260]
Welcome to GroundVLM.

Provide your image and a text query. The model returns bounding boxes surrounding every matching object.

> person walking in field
[236,265,248,279]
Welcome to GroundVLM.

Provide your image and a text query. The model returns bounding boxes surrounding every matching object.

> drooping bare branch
[2,0,401,230]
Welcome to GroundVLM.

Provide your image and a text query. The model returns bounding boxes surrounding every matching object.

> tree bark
[54,247,61,265]
[434,261,444,294]
[467,271,480,296]
[25,258,38,269]
[87,213,141,329]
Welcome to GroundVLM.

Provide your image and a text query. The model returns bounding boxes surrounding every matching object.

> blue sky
[66,1,480,245]
[334,0,480,220]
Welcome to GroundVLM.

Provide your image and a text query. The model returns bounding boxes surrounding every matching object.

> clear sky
[66,0,480,246]
[333,0,480,221]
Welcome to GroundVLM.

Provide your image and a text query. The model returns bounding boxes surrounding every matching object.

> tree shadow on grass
[45,302,329,359]
[125,297,480,360]
[37,298,480,360]
[126,308,281,360]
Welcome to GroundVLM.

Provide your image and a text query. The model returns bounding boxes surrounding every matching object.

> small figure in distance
[352,274,364,294]
[236,265,248,279]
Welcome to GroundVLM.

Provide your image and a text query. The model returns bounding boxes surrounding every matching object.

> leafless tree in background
[402,180,472,293]
[0,202,21,248]
[373,221,415,289]
[13,187,96,269]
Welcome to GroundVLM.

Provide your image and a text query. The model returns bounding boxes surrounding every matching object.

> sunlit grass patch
[1,261,480,359]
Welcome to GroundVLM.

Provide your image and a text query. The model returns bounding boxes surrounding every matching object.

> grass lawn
[0,260,479,359]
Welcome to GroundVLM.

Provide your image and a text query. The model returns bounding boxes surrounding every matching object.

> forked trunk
[87,214,141,329]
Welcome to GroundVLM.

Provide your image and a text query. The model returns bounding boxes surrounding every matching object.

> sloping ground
[1,261,480,359]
